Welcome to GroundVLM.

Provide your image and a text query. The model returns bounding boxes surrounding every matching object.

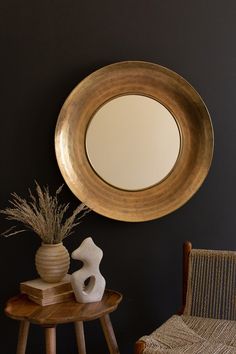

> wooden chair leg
[16,320,30,354]
[45,327,56,354]
[100,314,119,354]
[134,340,146,354]
[74,321,86,354]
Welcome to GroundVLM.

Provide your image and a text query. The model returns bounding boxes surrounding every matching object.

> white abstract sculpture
[71,237,106,303]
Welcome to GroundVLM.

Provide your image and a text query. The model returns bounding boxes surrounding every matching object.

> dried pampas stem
[0,182,90,244]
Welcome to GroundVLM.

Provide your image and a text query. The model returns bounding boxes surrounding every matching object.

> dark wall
[1,1,236,353]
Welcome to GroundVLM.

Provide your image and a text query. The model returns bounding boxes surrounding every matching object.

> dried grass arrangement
[0,182,90,244]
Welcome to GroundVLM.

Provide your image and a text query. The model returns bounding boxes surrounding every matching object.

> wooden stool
[5,289,122,354]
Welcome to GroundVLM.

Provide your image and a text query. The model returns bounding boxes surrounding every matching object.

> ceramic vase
[35,242,70,283]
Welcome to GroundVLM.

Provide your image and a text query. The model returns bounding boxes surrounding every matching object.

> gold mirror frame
[55,61,214,222]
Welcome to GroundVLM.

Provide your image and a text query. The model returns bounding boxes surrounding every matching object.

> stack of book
[20,274,75,306]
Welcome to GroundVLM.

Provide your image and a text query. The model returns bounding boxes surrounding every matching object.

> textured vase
[35,242,70,283]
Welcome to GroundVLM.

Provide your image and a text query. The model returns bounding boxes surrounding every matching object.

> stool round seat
[5,289,122,325]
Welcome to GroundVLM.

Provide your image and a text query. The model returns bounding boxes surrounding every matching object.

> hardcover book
[20,274,73,302]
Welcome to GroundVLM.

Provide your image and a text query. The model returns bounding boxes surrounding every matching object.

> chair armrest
[134,340,146,353]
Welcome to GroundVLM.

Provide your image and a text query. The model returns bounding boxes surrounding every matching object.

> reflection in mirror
[86,95,181,191]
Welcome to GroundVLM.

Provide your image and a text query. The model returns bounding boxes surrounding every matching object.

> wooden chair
[134,241,236,354]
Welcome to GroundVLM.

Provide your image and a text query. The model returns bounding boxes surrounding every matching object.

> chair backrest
[183,244,236,320]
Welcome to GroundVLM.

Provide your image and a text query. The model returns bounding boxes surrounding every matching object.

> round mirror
[55,61,214,222]
[86,95,181,191]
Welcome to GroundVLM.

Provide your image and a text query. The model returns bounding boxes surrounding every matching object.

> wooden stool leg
[16,320,30,354]
[45,327,56,354]
[100,314,120,354]
[74,321,86,354]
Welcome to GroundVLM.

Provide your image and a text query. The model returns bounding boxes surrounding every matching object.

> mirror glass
[86,95,181,191]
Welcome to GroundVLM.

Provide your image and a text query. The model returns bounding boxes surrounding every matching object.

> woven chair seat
[140,315,236,353]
